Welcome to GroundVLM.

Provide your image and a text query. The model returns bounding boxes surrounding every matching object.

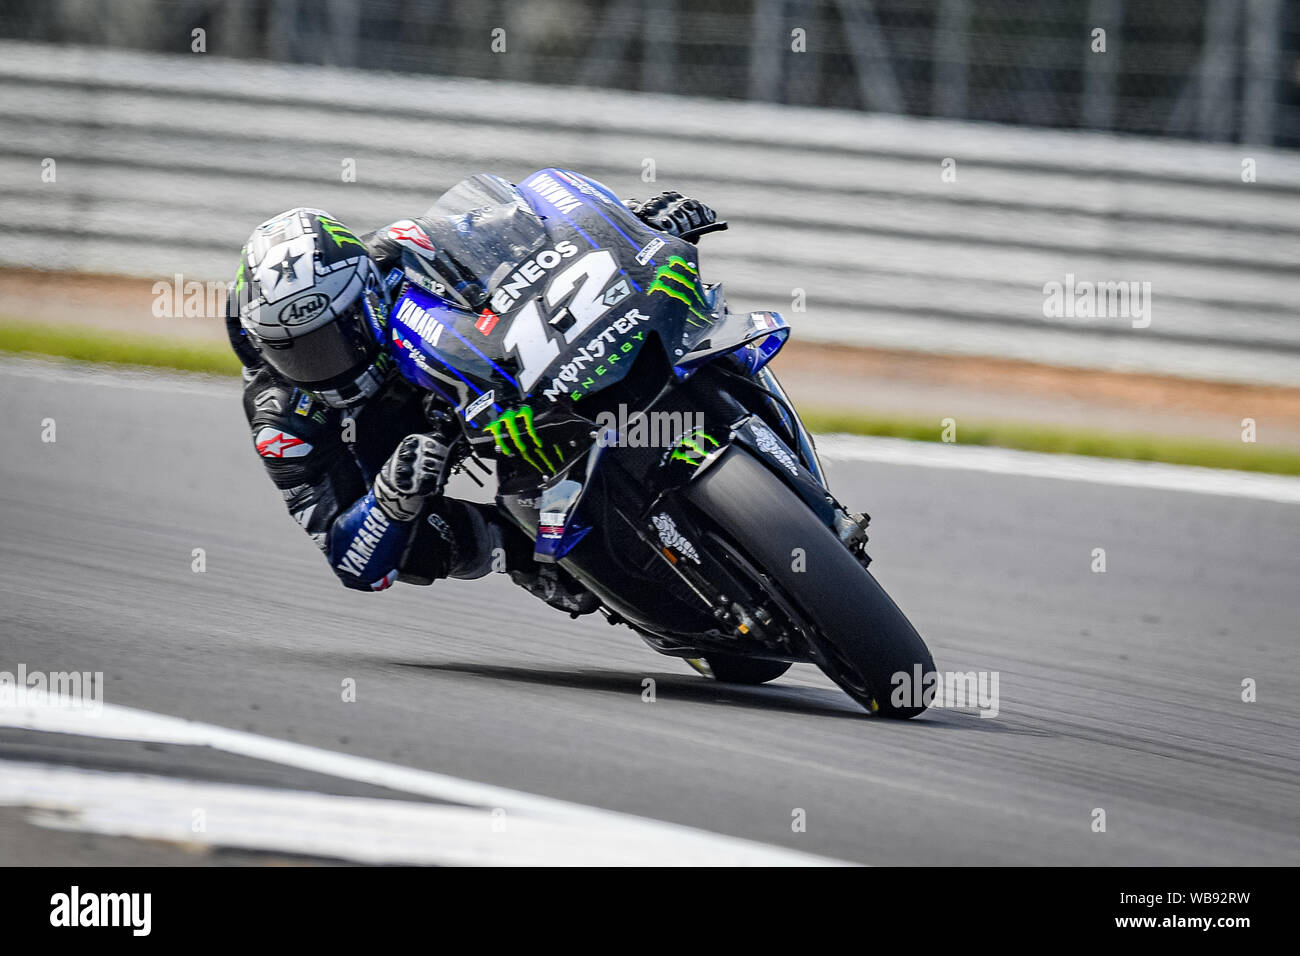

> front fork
[642,405,872,639]
[752,365,826,488]
[747,368,870,566]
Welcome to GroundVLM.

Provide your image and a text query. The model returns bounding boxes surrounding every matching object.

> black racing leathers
[240,363,500,591]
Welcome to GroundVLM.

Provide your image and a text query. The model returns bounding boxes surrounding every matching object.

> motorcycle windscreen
[415,174,549,310]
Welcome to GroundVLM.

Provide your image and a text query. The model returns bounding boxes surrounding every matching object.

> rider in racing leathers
[226,178,724,614]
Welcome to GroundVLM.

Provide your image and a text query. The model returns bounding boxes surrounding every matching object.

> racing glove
[627,191,728,243]
[373,433,453,522]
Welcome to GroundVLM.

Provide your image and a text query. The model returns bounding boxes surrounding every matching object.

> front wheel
[685,449,935,718]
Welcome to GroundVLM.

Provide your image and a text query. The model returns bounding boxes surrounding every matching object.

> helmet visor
[257,298,378,389]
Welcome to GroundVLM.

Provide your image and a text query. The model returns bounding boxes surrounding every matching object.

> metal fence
[2,41,1300,386]
[1,0,1297,145]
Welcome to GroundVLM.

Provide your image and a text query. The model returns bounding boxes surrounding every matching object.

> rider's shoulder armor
[242,367,344,488]
[360,227,403,276]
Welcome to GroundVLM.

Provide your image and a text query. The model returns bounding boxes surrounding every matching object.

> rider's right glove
[373,433,453,522]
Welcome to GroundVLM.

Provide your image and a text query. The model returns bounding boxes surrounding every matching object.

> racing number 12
[504,250,618,390]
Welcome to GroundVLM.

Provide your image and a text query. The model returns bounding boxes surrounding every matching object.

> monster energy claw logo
[670,427,719,466]
[648,256,713,328]
[484,405,565,474]
[318,216,364,251]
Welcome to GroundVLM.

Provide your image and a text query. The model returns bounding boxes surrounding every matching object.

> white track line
[5,355,1297,504]
[0,760,822,867]
[0,694,843,866]
[817,433,1300,505]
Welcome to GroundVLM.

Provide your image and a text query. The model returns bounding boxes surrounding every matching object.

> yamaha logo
[280,293,330,326]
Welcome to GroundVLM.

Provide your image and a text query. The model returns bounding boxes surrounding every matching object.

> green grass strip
[0,321,241,376]
[802,410,1300,477]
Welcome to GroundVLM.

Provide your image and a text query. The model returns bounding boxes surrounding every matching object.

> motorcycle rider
[226,177,724,614]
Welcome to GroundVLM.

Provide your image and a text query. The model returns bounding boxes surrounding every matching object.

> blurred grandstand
[3,0,1296,145]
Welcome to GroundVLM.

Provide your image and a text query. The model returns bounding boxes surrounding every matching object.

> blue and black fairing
[384,170,789,421]
[378,168,806,570]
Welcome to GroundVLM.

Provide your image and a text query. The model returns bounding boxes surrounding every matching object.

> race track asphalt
[1,358,1297,865]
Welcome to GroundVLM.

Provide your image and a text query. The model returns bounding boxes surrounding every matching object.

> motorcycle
[378,169,935,717]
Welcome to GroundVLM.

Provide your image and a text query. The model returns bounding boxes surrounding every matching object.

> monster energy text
[541,308,649,403]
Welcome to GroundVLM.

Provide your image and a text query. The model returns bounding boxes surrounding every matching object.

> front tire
[686,449,935,718]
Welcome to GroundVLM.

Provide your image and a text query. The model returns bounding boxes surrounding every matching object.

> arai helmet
[235,208,389,407]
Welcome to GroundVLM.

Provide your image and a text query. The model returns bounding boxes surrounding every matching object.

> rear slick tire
[686,449,935,718]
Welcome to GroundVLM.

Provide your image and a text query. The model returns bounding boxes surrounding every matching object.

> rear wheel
[686,654,792,685]
[686,449,935,718]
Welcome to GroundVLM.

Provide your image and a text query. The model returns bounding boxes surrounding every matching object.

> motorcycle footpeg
[833,510,872,567]
[834,510,870,545]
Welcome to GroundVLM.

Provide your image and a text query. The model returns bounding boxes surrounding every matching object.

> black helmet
[235,208,390,407]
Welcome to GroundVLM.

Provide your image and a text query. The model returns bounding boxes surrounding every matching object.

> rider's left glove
[373,433,453,522]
